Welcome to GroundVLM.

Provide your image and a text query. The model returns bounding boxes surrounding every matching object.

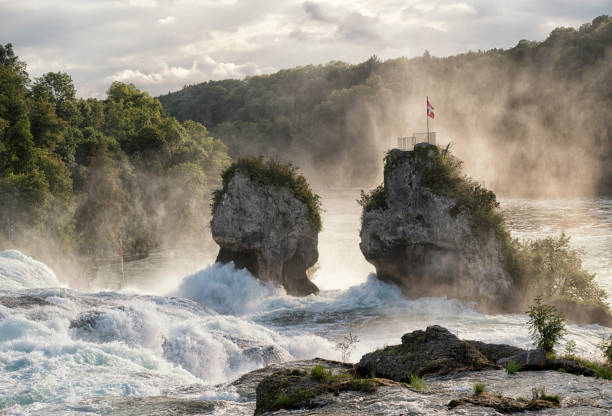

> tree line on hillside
[0,44,230,265]
[159,15,612,196]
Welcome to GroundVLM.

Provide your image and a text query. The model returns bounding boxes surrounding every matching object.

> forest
[159,15,612,196]
[0,44,230,265]
[1,15,611,271]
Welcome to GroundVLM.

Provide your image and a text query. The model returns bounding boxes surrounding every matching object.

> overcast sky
[1,0,610,97]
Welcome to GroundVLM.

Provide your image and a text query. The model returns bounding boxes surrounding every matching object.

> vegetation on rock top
[211,156,322,231]
[255,365,377,415]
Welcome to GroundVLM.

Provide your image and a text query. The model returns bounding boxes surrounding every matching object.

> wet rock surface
[466,340,524,363]
[448,391,560,413]
[0,295,54,308]
[359,145,514,311]
[211,169,319,296]
[356,325,501,380]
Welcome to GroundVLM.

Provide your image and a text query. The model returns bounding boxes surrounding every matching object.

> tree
[3,118,35,174]
[31,72,77,122]
[526,296,567,353]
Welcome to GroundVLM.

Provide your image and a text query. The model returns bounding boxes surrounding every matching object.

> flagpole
[426,96,430,143]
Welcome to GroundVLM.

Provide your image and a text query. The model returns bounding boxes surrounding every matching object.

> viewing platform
[397,132,437,150]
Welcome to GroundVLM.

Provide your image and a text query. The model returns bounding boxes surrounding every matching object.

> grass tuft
[310,364,333,382]
[408,374,427,391]
[474,383,485,394]
[506,360,521,374]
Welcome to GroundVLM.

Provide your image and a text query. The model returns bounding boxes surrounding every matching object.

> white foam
[0,250,61,290]
[173,262,285,315]
[0,284,336,409]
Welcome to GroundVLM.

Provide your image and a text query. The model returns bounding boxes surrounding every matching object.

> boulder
[498,349,547,370]
[498,350,597,376]
[448,392,559,412]
[467,340,524,363]
[255,364,378,415]
[356,325,500,380]
[211,160,320,296]
[359,145,514,311]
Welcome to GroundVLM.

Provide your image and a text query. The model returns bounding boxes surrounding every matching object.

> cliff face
[211,169,319,296]
[359,144,514,311]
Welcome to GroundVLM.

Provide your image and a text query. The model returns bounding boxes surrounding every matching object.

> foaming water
[0,195,611,414]
[0,276,335,413]
[502,198,612,301]
[0,250,61,290]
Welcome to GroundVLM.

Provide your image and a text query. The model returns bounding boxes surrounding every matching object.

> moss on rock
[255,365,378,415]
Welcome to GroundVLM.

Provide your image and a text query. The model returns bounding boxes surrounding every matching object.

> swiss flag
[427,98,434,119]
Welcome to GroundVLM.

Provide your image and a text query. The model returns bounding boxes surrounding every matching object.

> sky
[1,0,611,98]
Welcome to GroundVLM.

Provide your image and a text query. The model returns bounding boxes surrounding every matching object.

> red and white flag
[427,98,434,119]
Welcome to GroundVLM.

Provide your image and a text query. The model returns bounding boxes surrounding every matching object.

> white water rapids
[0,191,610,415]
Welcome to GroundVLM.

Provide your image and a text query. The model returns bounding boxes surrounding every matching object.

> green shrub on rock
[527,296,567,353]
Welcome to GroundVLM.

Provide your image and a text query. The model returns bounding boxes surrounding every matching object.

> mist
[160,15,612,198]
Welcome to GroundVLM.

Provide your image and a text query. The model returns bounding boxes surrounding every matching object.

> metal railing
[397,132,436,150]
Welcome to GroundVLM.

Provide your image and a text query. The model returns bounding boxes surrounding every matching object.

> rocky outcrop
[211,162,320,296]
[498,349,597,377]
[355,325,501,380]
[0,295,54,308]
[466,340,524,363]
[255,364,378,415]
[498,349,547,370]
[448,392,560,412]
[359,144,514,311]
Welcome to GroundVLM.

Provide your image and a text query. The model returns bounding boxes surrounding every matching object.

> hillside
[159,15,612,196]
[0,45,230,268]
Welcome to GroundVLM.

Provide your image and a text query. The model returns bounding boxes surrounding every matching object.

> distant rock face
[359,144,514,311]
[211,170,319,296]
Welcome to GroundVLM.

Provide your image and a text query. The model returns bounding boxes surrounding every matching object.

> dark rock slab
[356,325,501,381]
[448,392,560,413]
[545,359,597,377]
[467,340,525,363]
[498,349,547,370]
[0,295,54,309]
[497,349,598,377]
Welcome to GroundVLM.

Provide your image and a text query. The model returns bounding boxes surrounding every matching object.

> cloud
[1,0,610,97]
[158,16,176,25]
[303,1,330,22]
[105,56,270,94]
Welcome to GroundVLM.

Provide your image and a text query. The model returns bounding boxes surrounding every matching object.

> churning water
[0,191,610,415]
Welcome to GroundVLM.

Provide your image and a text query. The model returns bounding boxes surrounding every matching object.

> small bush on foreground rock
[335,329,360,363]
[527,296,566,353]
